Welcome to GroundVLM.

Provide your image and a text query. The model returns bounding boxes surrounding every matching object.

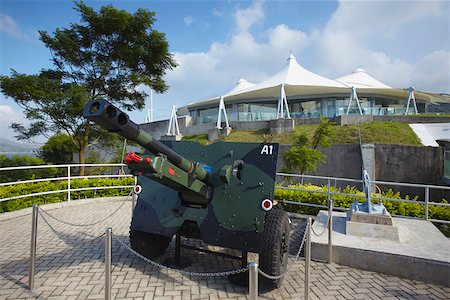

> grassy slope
[183,121,423,146]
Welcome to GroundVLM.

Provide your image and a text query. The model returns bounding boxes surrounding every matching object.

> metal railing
[276,173,450,225]
[0,163,135,203]
[1,164,449,225]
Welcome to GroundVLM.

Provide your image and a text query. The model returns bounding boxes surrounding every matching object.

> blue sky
[1,0,449,144]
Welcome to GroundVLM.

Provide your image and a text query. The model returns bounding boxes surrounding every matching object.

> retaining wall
[277,144,447,199]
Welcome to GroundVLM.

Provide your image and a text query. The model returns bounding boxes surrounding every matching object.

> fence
[277,173,450,225]
[0,163,135,204]
[27,202,317,299]
[4,163,449,298]
[1,164,449,225]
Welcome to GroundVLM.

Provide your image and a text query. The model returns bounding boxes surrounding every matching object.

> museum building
[180,54,447,125]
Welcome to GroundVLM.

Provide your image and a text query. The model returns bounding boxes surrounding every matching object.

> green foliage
[0,177,134,213]
[282,141,324,175]
[219,121,422,146]
[39,133,77,164]
[0,154,59,183]
[0,1,176,174]
[312,116,335,149]
[275,184,450,237]
[282,117,335,175]
[182,134,209,145]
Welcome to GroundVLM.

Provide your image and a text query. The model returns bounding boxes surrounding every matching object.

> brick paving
[0,198,449,300]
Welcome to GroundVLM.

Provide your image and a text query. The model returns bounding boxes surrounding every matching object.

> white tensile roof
[222,54,348,102]
[185,54,442,110]
[235,54,346,92]
[335,67,392,89]
[224,78,255,96]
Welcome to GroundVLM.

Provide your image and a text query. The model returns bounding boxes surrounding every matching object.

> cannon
[84,99,290,289]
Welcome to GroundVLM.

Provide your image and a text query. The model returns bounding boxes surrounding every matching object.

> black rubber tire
[129,229,172,259]
[259,208,291,290]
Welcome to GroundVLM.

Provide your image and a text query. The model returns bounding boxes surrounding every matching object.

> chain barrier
[258,219,309,280]
[39,208,106,242]
[113,235,248,277]
[311,211,331,237]
[37,193,131,227]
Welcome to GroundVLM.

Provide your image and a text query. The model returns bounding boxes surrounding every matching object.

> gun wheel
[129,229,172,259]
[259,208,290,290]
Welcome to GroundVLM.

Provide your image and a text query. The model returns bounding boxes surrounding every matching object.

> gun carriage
[84,99,291,289]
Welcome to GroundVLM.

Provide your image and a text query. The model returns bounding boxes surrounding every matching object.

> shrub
[275,183,450,237]
[0,177,134,213]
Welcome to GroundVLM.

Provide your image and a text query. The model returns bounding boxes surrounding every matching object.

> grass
[181,133,209,145]
[182,121,423,146]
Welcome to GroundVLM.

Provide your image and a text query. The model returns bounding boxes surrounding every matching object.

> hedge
[275,183,450,237]
[0,177,134,213]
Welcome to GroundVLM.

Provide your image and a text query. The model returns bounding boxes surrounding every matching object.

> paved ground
[0,198,449,300]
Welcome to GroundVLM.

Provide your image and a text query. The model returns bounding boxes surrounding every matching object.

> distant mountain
[0,137,40,153]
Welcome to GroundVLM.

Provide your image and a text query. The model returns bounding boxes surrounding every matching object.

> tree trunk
[78,123,90,176]
[78,148,86,176]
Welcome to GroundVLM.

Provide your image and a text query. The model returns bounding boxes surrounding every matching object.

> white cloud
[0,13,26,38]
[411,50,450,92]
[233,1,264,32]
[306,0,449,91]
[183,15,194,26]
[0,104,23,124]
[0,104,26,141]
[212,8,223,18]
[145,0,449,121]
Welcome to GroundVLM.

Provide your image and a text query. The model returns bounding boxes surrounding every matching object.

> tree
[0,154,58,183]
[282,117,335,178]
[0,1,176,175]
[39,133,78,164]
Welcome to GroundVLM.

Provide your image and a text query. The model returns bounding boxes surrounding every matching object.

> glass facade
[192,96,426,124]
[236,103,277,121]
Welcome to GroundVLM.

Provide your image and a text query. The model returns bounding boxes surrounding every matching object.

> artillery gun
[84,99,291,289]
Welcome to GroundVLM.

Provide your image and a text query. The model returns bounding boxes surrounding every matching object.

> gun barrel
[83,99,209,183]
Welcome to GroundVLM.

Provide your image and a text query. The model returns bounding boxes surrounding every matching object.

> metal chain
[258,220,309,280]
[37,194,131,227]
[39,209,106,242]
[311,211,331,237]
[113,235,248,277]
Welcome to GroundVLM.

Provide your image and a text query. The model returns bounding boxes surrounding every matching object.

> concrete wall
[374,115,450,124]
[277,143,447,199]
[276,144,364,189]
[375,144,446,199]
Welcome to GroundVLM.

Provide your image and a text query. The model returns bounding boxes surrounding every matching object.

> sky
[1,0,449,144]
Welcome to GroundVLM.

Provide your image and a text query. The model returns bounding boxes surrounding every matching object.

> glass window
[237,103,277,121]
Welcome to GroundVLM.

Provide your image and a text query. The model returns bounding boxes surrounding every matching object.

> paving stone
[0,199,449,300]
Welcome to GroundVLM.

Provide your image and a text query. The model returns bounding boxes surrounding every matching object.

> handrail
[1,165,449,225]
[0,163,126,172]
[0,163,133,204]
[276,173,450,225]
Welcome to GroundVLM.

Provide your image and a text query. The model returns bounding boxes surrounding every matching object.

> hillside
[182,121,423,146]
[0,137,39,153]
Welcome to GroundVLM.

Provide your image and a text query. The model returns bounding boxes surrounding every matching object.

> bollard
[132,176,138,216]
[248,261,258,300]
[28,204,38,290]
[67,166,71,203]
[105,228,112,300]
[304,218,312,300]
[328,199,333,264]
[131,190,137,216]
